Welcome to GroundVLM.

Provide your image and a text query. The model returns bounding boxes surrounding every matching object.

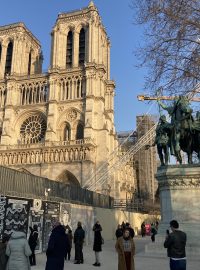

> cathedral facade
[0,2,135,198]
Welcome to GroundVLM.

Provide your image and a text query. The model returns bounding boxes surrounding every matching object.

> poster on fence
[4,197,30,235]
[42,201,60,251]
[60,203,71,228]
[0,196,6,238]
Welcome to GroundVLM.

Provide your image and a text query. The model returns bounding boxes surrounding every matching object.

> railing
[0,139,96,166]
[0,138,95,150]
[113,199,159,213]
[0,146,95,166]
[19,80,49,105]
[59,76,85,101]
[0,166,114,209]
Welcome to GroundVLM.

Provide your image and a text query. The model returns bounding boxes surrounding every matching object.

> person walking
[65,227,73,261]
[28,224,38,266]
[93,221,103,267]
[74,221,85,264]
[45,221,70,270]
[141,222,146,237]
[150,223,157,242]
[115,225,123,239]
[6,226,32,270]
[0,234,9,270]
[115,229,135,270]
[164,220,187,270]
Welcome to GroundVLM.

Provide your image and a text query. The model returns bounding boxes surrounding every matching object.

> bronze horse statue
[157,96,200,164]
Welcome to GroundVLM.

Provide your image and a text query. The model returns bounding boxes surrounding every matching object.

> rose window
[20,115,46,144]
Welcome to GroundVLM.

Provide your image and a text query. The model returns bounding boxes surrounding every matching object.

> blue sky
[0,0,157,131]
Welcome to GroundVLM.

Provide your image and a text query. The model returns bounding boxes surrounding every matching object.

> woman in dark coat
[45,222,69,270]
[93,221,103,266]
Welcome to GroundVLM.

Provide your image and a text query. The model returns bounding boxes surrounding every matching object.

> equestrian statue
[147,96,200,165]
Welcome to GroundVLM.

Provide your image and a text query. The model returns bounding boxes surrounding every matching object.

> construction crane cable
[87,124,156,190]
[82,101,156,188]
[89,130,156,191]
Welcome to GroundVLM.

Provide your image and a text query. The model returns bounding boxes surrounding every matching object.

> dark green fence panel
[0,166,113,208]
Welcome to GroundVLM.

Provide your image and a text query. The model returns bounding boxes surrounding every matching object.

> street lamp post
[45,188,51,200]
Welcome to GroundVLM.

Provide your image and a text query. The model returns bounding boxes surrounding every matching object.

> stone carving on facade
[47,122,53,132]
[85,118,91,128]
[15,109,21,115]
[58,106,64,112]
[0,144,95,166]
[66,109,77,121]
[158,178,200,189]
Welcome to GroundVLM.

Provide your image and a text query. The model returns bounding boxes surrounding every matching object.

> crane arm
[137,95,200,102]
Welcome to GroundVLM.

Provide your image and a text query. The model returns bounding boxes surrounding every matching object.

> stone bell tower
[0,22,42,79]
[0,2,134,198]
[46,1,117,191]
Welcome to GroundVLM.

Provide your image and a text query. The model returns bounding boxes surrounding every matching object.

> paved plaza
[33,237,199,270]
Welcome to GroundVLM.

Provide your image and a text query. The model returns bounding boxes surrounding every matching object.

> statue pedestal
[145,164,200,257]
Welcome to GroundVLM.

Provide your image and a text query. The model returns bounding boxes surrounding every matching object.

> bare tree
[132,0,200,96]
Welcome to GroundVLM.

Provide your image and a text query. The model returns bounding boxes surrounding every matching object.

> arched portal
[56,170,80,186]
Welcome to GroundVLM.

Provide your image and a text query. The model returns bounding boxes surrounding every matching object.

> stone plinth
[146,164,200,257]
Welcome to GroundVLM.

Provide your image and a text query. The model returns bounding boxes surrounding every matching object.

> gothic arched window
[66,31,73,68]
[5,41,13,76]
[79,28,85,66]
[0,43,2,62]
[76,122,84,140]
[28,51,32,75]
[64,123,71,141]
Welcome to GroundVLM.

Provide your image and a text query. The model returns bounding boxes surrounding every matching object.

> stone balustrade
[19,79,48,105]
[0,138,94,150]
[0,139,96,165]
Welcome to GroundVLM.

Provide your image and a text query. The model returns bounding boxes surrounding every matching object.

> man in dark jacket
[74,221,85,264]
[164,220,187,270]
[45,222,70,270]
[28,224,39,266]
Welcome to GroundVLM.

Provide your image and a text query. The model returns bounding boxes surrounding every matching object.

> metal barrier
[0,166,113,209]
[113,199,160,214]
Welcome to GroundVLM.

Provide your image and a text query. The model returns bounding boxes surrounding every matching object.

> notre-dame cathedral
[0,1,135,199]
